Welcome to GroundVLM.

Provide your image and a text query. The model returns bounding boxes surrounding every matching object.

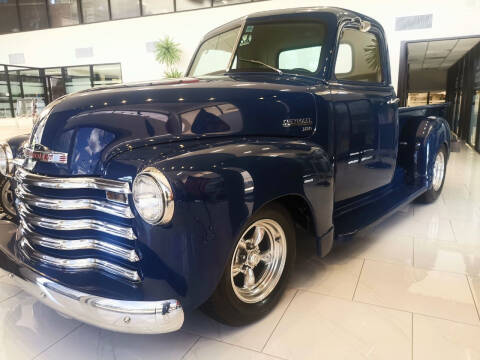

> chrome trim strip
[16,185,134,219]
[16,168,131,194]
[19,224,140,262]
[19,237,140,282]
[5,267,183,334]
[18,203,137,240]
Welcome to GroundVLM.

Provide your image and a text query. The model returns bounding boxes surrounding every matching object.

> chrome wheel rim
[432,151,445,192]
[1,181,16,217]
[230,219,287,304]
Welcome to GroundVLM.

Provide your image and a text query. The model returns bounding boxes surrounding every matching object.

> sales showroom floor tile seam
[352,297,480,329]
[467,275,480,322]
[31,323,84,360]
[0,288,23,305]
[181,334,289,360]
[353,259,480,326]
[351,258,365,301]
[410,236,480,276]
[260,289,299,353]
[411,312,414,360]
[180,337,201,360]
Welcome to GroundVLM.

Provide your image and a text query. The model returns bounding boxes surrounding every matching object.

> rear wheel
[203,204,295,326]
[417,145,447,203]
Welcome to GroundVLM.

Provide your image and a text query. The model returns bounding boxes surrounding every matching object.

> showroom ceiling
[408,37,480,70]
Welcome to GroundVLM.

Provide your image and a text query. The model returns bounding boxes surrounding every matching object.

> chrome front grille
[15,168,140,282]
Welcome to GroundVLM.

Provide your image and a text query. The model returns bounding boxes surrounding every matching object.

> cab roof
[203,6,380,40]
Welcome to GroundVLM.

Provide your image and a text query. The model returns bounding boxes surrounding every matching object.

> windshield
[189,27,241,77]
[189,21,327,77]
[231,21,327,76]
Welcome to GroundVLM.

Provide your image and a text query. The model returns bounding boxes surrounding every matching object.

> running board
[333,183,427,241]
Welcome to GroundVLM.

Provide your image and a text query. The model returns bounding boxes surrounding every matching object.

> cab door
[331,25,398,203]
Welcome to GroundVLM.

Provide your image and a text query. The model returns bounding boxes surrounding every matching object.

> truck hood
[26,75,320,176]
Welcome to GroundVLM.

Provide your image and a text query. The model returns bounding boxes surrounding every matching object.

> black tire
[203,203,296,326]
[417,145,447,204]
[0,176,17,222]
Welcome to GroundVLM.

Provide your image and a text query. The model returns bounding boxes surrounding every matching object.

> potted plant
[155,36,183,78]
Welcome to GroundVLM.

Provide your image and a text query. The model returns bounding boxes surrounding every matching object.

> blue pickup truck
[0,7,450,334]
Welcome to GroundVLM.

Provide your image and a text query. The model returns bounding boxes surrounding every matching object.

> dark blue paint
[1,7,450,314]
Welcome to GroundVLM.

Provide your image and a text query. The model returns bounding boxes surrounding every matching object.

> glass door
[470,90,480,148]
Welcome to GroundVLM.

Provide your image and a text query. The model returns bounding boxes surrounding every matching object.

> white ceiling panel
[454,38,480,51]
[408,42,427,57]
[408,37,480,71]
[427,39,458,52]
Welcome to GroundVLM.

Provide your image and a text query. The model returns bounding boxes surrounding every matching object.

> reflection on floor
[0,144,479,360]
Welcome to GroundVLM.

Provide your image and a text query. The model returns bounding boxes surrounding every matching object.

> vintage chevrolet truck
[0,7,450,334]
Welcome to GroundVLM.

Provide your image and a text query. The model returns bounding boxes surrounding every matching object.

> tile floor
[0,143,479,359]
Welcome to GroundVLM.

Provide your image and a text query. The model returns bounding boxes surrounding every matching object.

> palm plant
[155,36,183,78]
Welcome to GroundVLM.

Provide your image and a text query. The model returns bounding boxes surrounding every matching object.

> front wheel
[203,203,295,326]
[417,145,447,203]
[0,177,17,221]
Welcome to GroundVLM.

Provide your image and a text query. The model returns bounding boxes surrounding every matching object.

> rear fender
[406,117,450,187]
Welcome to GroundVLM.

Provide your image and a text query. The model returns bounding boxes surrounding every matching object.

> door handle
[387,97,400,105]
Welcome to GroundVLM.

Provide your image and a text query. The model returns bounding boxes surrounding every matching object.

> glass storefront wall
[0,63,122,118]
[446,40,480,153]
[142,0,174,15]
[65,66,91,93]
[17,0,49,31]
[93,64,122,87]
[0,0,20,34]
[176,0,211,11]
[0,0,268,35]
[0,65,46,118]
[110,0,141,20]
[48,0,80,28]
[213,0,250,6]
[81,0,110,23]
[0,68,11,118]
[470,90,480,147]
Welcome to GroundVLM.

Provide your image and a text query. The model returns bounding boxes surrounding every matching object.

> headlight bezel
[0,143,14,177]
[132,167,174,225]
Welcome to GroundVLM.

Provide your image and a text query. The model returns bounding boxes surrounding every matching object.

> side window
[335,28,383,83]
[278,46,322,73]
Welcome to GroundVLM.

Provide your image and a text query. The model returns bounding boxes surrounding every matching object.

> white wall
[0,0,479,89]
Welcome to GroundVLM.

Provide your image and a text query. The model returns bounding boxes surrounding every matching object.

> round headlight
[133,167,174,225]
[0,143,13,177]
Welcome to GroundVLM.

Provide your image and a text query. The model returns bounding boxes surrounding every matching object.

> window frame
[330,22,390,87]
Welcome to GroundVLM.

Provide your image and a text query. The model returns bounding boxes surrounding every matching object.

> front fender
[107,137,333,310]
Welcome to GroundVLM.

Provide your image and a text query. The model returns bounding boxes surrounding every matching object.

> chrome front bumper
[0,244,184,334]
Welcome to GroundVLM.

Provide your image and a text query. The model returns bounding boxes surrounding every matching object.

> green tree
[155,36,183,78]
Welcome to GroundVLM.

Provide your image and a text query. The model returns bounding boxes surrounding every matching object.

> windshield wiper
[238,58,283,75]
